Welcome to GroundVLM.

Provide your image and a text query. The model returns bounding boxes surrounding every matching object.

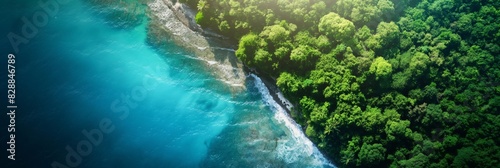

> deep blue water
[0,0,333,167]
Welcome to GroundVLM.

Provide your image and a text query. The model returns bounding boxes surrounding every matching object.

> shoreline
[146,0,246,93]
[245,67,296,117]
[147,0,299,127]
[146,0,335,164]
[146,0,297,117]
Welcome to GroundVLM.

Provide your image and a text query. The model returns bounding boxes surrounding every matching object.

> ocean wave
[250,74,336,168]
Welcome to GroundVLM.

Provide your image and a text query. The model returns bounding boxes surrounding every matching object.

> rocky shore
[146,0,297,116]
[248,68,297,115]
[144,1,336,166]
[146,0,246,92]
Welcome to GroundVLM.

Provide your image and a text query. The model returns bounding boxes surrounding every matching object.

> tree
[385,120,412,141]
[253,48,272,65]
[358,143,387,166]
[294,31,315,46]
[260,24,291,47]
[376,21,400,47]
[290,45,320,70]
[305,1,327,25]
[335,0,394,26]
[310,102,330,124]
[369,57,393,80]
[429,0,454,18]
[236,33,259,63]
[355,25,372,42]
[377,0,395,20]
[399,153,430,168]
[358,106,384,132]
[409,52,430,76]
[277,72,302,96]
[318,12,355,41]
[195,11,205,24]
[341,136,361,166]
[453,13,474,36]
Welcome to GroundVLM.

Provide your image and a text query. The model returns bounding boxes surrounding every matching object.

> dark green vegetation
[186,0,500,167]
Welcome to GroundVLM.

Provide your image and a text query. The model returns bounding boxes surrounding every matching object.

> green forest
[183,0,500,167]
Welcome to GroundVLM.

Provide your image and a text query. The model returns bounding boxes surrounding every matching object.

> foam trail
[250,74,336,168]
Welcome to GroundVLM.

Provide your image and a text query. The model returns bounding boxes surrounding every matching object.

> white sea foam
[207,60,218,65]
[195,45,208,50]
[250,74,336,168]
[276,90,294,111]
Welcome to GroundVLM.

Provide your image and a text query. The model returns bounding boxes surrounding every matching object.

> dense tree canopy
[318,13,356,42]
[191,0,500,167]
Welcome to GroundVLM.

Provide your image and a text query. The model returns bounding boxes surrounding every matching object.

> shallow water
[0,0,334,167]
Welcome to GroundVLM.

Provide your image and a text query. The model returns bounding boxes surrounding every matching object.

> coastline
[146,0,299,125]
[246,67,296,117]
[145,0,297,117]
[145,0,334,165]
[146,0,246,92]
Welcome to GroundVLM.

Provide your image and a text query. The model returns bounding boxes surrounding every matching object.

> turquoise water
[0,0,333,167]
